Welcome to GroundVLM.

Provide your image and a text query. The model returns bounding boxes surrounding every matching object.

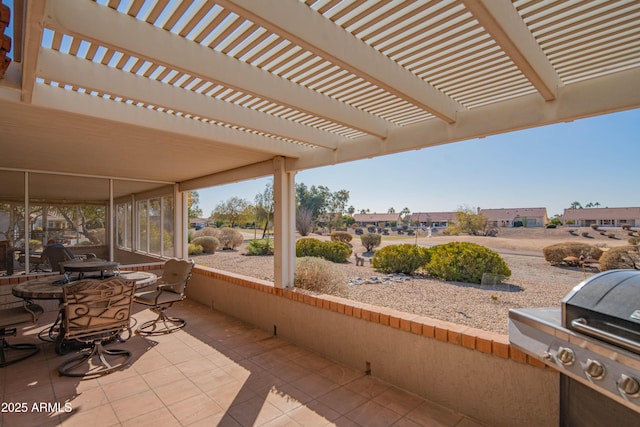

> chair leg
[58,341,131,378]
[0,334,40,368]
[136,307,186,335]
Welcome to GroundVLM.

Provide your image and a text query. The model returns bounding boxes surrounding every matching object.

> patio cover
[1,0,639,285]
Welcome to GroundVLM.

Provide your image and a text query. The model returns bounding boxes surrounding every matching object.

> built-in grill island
[509,270,640,426]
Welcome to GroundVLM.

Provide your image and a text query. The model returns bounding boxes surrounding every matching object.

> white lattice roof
[1,0,639,190]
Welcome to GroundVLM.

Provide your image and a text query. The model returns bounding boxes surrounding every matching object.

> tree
[387,207,395,213]
[454,207,489,236]
[569,201,582,209]
[212,197,250,227]
[254,182,274,238]
[187,191,203,219]
[296,207,314,236]
[295,183,350,232]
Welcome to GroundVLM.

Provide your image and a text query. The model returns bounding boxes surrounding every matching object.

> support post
[273,157,296,288]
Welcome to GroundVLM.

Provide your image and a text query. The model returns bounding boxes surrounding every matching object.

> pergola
[2,0,639,285]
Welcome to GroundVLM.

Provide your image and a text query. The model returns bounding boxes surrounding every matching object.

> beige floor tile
[166,393,224,425]
[3,300,487,427]
[344,400,403,427]
[110,389,164,422]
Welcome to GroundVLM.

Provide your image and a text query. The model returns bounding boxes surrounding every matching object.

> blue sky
[199,108,639,218]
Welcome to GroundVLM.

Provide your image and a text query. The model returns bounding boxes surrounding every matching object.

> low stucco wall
[187,266,559,427]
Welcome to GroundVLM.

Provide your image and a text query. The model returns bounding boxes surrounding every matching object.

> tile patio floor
[1,300,487,427]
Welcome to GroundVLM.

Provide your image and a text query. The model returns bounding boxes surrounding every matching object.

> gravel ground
[192,230,603,335]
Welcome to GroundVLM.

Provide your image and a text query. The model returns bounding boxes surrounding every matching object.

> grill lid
[563,270,640,353]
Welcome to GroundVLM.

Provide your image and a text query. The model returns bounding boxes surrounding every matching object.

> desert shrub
[330,231,353,244]
[296,238,324,257]
[188,243,203,255]
[590,224,599,230]
[599,246,640,271]
[217,227,244,250]
[321,241,352,263]
[295,257,347,297]
[192,226,219,238]
[607,232,616,239]
[629,237,640,246]
[443,225,460,235]
[424,242,511,284]
[622,224,631,231]
[372,244,430,274]
[245,238,274,256]
[295,238,351,262]
[581,232,590,238]
[542,242,603,264]
[191,236,220,254]
[360,233,382,252]
[354,227,363,235]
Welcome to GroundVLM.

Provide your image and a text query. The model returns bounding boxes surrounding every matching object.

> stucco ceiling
[1,0,639,194]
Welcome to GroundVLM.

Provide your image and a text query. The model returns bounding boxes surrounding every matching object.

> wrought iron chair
[0,301,44,367]
[133,258,194,335]
[58,277,135,377]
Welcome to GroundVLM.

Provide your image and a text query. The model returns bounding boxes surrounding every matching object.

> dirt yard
[193,226,635,334]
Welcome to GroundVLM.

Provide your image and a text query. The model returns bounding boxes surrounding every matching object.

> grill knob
[618,374,640,397]
[557,347,575,365]
[585,359,605,380]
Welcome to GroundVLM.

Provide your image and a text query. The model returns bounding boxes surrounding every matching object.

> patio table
[63,260,120,281]
[12,271,157,354]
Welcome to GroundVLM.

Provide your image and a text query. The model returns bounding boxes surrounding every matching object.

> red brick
[492,340,510,359]
[410,321,422,335]
[389,315,400,329]
[510,346,528,364]
[379,313,390,326]
[434,327,448,342]
[475,335,493,354]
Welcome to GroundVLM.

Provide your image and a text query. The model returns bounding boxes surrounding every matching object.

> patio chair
[0,301,44,367]
[42,244,97,274]
[58,277,135,378]
[133,258,194,335]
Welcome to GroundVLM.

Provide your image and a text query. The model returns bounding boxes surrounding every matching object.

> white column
[273,157,296,288]
[175,184,187,259]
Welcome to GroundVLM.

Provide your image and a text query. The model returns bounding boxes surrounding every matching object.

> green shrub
[424,242,511,284]
[191,236,219,254]
[245,238,274,256]
[542,242,603,265]
[295,257,347,297]
[296,238,324,257]
[599,246,640,271]
[360,233,381,252]
[295,238,351,262]
[188,243,203,255]
[372,244,430,274]
[321,241,352,263]
[330,231,352,244]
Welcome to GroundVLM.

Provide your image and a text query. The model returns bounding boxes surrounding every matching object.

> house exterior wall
[562,207,640,227]
[187,266,559,427]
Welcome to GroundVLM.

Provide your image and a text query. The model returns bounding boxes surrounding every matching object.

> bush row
[370,241,511,284]
[296,238,352,263]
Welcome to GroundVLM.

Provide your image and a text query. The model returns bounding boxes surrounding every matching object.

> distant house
[409,212,457,228]
[479,207,548,227]
[353,213,401,228]
[562,207,640,227]
[189,217,208,229]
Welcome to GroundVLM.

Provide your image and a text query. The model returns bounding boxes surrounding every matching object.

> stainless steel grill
[509,270,640,425]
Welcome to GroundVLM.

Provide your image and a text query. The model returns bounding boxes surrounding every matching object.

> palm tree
[569,201,582,209]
